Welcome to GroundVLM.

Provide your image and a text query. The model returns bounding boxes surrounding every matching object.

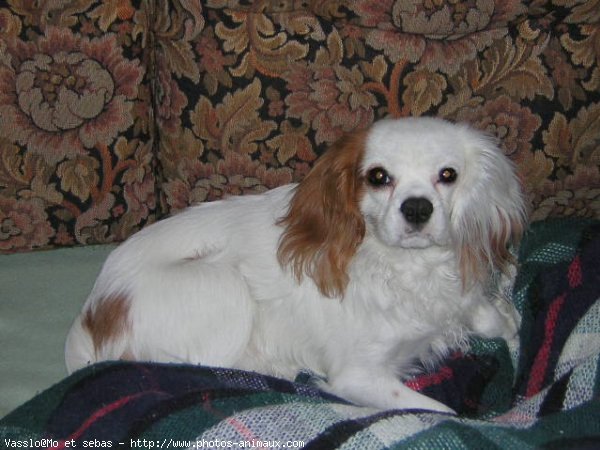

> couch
[1,0,598,447]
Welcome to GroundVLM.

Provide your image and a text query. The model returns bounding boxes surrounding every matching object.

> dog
[65,117,527,413]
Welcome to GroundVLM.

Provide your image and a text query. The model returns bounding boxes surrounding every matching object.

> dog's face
[278,117,527,297]
[360,119,467,249]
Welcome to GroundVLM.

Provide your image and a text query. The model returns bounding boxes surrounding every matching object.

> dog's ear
[451,129,528,288]
[277,130,367,298]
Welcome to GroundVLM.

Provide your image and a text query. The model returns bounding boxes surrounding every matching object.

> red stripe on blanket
[525,293,567,398]
[406,365,454,391]
[48,392,147,449]
[226,416,260,442]
[568,255,582,288]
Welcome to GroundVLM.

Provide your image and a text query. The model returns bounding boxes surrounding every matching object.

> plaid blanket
[1,219,599,449]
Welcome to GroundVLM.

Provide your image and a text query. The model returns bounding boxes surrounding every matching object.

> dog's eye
[439,167,458,184]
[367,167,392,187]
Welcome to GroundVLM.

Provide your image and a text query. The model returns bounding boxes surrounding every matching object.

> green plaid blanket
[1,219,599,449]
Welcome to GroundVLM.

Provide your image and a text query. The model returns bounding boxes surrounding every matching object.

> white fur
[65,117,526,413]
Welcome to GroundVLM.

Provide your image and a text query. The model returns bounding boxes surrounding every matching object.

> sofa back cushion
[1,1,598,252]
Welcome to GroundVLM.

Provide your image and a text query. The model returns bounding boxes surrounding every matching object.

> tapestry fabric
[1,1,599,252]
[0,219,598,448]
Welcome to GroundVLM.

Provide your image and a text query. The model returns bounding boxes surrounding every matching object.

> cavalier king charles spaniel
[66,117,527,413]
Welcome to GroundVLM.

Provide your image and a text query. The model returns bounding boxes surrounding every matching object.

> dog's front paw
[323,371,456,414]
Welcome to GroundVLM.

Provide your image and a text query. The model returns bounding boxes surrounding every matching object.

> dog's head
[278,117,527,297]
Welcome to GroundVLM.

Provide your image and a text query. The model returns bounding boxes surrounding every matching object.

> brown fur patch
[83,294,131,355]
[459,212,525,289]
[277,129,368,298]
[119,348,135,361]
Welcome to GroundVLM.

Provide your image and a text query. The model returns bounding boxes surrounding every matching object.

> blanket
[1,219,599,449]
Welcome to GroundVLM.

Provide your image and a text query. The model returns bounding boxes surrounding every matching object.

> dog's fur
[65,117,526,413]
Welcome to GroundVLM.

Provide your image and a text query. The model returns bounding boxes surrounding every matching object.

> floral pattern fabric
[0,0,156,251]
[1,0,599,252]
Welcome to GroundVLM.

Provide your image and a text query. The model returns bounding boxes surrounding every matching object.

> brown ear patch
[277,129,368,298]
[83,294,131,355]
[459,211,525,289]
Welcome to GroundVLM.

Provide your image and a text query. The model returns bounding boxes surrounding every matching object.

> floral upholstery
[1,0,599,253]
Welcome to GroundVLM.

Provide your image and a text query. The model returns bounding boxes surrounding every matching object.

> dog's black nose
[400,197,433,225]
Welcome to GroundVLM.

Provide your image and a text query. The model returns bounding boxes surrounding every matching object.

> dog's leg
[322,368,455,413]
[469,294,521,344]
[469,264,521,344]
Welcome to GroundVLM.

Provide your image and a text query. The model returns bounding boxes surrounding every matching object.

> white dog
[65,117,526,413]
